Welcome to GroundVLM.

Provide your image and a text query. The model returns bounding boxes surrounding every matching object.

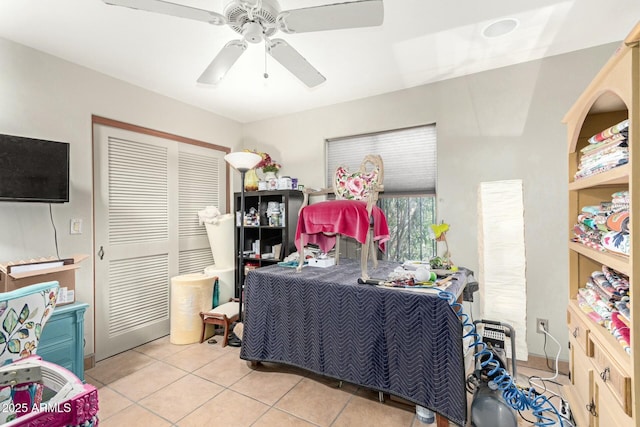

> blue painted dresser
[38,302,88,382]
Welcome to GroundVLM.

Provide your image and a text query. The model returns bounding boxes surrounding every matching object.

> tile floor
[85,335,569,427]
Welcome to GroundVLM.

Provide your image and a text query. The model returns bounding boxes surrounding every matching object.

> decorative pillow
[334,165,380,200]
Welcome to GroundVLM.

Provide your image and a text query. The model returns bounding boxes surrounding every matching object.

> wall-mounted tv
[0,134,70,203]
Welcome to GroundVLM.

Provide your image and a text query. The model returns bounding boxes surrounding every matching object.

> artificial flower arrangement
[428,222,456,270]
[245,149,281,173]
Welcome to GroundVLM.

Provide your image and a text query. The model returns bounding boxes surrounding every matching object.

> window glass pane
[379,196,437,262]
[325,124,438,263]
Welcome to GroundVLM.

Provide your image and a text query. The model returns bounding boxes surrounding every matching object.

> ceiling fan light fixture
[482,18,519,38]
[242,21,264,43]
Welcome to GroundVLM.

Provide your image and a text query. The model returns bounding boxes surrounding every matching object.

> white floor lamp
[224,151,262,347]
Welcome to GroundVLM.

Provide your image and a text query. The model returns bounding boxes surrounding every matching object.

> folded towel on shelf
[587,119,629,144]
[609,312,631,355]
[601,231,630,255]
[577,293,606,325]
[606,211,630,233]
[578,287,612,320]
[602,265,629,294]
[615,300,631,322]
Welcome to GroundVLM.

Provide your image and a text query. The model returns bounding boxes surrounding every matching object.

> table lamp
[224,151,262,347]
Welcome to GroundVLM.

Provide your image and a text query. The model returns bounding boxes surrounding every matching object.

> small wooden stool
[199,299,240,347]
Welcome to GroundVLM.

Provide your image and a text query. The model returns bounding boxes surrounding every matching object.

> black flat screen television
[0,134,70,203]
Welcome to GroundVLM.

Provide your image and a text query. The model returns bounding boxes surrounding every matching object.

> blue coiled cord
[438,290,565,427]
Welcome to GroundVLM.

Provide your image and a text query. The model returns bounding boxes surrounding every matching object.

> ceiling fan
[102,0,384,87]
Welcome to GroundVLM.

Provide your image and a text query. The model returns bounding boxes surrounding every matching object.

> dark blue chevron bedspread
[240,260,468,426]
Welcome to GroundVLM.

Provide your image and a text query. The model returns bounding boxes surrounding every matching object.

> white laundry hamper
[169,273,216,344]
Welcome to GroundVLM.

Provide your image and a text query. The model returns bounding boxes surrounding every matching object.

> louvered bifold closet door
[177,145,227,274]
[94,125,178,361]
[107,137,171,337]
[94,124,228,361]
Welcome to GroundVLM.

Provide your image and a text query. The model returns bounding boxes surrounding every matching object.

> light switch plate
[70,218,82,235]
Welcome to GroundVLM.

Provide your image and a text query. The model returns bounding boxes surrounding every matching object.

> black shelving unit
[234,189,304,297]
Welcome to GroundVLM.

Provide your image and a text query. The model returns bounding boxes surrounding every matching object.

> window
[326,124,437,262]
[378,196,437,261]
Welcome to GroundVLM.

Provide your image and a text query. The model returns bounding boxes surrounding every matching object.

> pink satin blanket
[295,199,390,253]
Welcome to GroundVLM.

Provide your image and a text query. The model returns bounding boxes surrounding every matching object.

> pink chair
[295,154,389,279]
[0,281,99,426]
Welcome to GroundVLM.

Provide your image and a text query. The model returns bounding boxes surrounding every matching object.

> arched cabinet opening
[562,24,638,426]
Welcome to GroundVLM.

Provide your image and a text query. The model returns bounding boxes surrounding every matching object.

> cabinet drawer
[567,304,592,355]
[594,377,634,427]
[40,315,75,343]
[568,335,593,427]
[590,336,632,415]
[37,342,75,374]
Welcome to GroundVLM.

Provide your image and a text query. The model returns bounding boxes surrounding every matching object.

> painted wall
[0,33,620,362]
[0,37,243,355]
[241,42,619,361]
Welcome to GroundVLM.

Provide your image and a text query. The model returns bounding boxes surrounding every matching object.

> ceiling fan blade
[278,0,383,34]
[268,39,326,88]
[102,0,226,25]
[197,40,248,85]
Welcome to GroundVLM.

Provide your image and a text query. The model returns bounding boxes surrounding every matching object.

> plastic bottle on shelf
[415,405,435,424]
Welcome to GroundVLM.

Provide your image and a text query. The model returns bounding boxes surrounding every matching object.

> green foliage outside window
[379,196,437,262]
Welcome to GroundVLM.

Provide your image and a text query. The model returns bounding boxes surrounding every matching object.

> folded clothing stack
[575,119,629,180]
[576,265,630,354]
[572,190,630,255]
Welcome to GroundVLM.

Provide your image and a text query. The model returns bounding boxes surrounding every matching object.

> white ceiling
[1,0,639,123]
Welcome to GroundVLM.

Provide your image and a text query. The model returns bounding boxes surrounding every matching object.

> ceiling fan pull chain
[264,41,269,80]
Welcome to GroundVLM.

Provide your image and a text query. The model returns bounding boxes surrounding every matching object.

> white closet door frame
[92,116,229,361]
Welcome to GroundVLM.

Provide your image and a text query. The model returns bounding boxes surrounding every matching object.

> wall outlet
[537,318,549,334]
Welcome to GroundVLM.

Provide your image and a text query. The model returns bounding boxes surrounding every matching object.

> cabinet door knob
[586,401,597,417]
[600,367,610,382]
[572,327,579,338]
[98,246,105,260]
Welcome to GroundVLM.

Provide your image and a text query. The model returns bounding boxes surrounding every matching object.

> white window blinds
[326,124,437,194]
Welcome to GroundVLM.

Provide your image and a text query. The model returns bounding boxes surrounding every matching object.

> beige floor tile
[87,336,569,427]
[177,389,269,427]
[139,374,224,423]
[94,386,134,421]
[84,374,105,389]
[134,335,194,360]
[231,368,303,406]
[275,377,355,426]
[162,341,226,372]
[109,360,187,401]
[86,350,155,385]
[333,394,415,427]
[98,404,172,427]
[253,408,317,427]
[192,351,253,387]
